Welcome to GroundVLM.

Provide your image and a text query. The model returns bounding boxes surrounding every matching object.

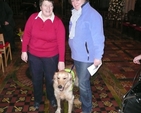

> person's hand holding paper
[87,59,102,76]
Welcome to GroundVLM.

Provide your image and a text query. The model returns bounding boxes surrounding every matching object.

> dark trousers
[1,25,15,49]
[28,53,58,103]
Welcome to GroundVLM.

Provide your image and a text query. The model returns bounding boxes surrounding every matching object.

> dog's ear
[53,72,58,82]
[53,72,59,85]
[68,72,72,81]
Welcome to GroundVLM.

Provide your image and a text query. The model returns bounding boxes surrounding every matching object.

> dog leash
[70,64,74,73]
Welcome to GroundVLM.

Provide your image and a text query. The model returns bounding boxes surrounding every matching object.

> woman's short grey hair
[39,0,54,7]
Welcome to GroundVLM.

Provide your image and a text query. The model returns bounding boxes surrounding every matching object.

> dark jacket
[0,1,15,28]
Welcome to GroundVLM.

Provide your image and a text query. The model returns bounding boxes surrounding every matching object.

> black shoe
[34,102,40,110]
[50,100,57,107]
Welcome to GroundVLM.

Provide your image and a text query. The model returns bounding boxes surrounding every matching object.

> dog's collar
[64,69,75,82]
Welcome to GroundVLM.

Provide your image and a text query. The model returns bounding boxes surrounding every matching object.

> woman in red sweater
[21,0,65,110]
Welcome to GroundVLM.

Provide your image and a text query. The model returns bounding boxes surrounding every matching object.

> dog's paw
[74,98,81,108]
[55,108,61,113]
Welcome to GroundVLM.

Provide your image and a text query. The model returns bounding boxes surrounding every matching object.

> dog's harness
[64,69,75,82]
[64,65,75,90]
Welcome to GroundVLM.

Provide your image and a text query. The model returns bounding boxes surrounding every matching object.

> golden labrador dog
[53,67,78,113]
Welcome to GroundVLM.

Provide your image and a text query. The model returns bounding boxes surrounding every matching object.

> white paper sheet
[87,63,102,76]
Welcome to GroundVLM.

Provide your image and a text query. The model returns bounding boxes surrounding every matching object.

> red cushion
[5,42,9,46]
[0,42,10,48]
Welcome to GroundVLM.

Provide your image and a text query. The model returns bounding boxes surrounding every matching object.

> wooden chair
[0,52,4,72]
[0,33,12,67]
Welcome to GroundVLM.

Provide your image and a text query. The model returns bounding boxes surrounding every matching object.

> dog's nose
[58,85,62,89]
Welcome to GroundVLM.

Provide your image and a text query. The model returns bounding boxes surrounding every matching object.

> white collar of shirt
[35,11,55,22]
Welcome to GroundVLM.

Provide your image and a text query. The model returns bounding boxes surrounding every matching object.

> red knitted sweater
[22,13,65,61]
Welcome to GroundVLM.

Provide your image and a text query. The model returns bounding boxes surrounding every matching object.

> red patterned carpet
[0,22,141,112]
[104,28,141,90]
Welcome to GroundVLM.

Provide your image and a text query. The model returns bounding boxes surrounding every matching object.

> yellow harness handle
[64,68,75,90]
[64,69,75,81]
